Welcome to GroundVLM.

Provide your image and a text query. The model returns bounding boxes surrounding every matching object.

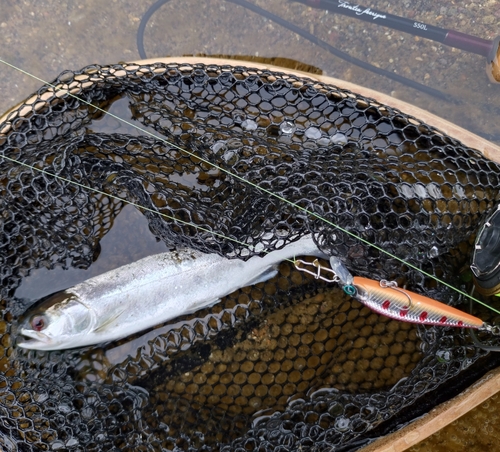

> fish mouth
[17,329,53,350]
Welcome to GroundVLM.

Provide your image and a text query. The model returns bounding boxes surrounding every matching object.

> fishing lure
[294,257,498,332]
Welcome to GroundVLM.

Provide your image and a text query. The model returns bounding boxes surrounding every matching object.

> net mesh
[1,62,500,451]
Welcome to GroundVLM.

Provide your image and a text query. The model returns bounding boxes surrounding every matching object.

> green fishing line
[0,154,251,249]
[1,57,499,315]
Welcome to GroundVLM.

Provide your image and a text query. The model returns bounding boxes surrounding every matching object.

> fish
[17,234,327,351]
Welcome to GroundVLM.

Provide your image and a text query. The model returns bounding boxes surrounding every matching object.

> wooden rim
[358,365,500,452]
[2,55,499,164]
[133,56,500,164]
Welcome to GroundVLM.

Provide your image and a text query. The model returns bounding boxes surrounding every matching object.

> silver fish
[17,235,326,350]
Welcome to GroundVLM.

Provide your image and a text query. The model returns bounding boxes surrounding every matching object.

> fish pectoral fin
[92,309,127,333]
[247,266,278,286]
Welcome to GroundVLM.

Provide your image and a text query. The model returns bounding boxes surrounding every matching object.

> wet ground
[2,0,500,143]
[2,0,500,450]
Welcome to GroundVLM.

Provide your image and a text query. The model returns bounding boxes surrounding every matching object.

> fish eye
[30,315,47,332]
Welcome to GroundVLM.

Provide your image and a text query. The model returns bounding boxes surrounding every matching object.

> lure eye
[30,315,47,332]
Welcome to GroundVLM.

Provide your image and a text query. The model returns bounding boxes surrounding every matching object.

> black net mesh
[1,62,500,451]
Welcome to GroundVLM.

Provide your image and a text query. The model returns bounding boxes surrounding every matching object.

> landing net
[1,62,500,451]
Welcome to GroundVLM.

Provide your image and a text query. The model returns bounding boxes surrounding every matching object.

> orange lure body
[351,277,484,329]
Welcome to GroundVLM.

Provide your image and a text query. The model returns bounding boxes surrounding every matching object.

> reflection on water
[1,0,499,143]
[15,204,168,301]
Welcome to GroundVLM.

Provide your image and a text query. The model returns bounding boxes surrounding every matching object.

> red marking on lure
[400,309,408,317]
[439,316,447,324]
[419,311,428,322]
[382,300,390,310]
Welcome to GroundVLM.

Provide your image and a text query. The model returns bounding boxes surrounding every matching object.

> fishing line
[1,57,499,315]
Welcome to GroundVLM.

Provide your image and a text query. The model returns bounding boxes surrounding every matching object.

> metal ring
[343,285,357,297]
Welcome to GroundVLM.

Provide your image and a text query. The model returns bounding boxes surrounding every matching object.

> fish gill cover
[1,62,500,451]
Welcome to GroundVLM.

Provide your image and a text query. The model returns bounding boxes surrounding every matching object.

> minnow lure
[347,277,484,328]
[294,257,495,331]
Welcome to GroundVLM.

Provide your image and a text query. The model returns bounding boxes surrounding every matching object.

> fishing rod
[1,58,500,322]
[136,0,500,142]
[137,0,452,101]
[295,0,500,82]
